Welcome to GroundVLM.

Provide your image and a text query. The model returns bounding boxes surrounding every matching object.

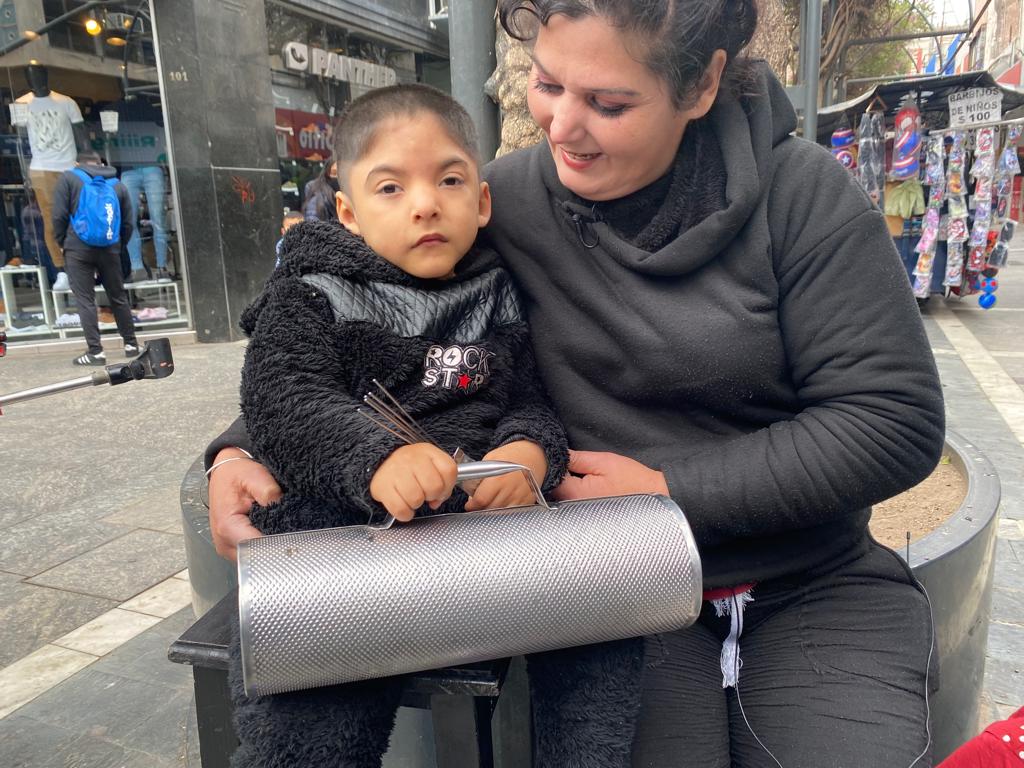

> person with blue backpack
[51,151,138,366]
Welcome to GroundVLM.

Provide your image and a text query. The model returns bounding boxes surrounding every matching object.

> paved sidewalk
[0,257,1022,765]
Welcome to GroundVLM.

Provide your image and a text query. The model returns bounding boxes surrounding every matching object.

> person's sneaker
[52,272,69,291]
[73,351,106,366]
[124,342,140,357]
[127,268,151,285]
[155,268,172,283]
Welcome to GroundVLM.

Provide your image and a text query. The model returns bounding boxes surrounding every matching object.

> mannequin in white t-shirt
[13,64,88,284]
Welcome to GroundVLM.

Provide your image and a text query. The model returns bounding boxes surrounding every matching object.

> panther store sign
[281,42,397,88]
[948,87,1003,128]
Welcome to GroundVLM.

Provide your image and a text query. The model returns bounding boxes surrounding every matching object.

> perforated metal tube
[238,493,701,697]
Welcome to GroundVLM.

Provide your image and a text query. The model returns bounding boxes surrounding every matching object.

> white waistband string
[710,589,754,688]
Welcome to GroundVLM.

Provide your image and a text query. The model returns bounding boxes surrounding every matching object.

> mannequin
[107,95,170,283]
[14,64,89,286]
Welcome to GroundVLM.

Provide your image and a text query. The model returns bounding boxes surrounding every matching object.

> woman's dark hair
[332,83,480,192]
[498,0,758,109]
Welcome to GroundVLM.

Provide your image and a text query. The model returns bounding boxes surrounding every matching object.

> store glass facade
[266,1,449,215]
[0,0,188,345]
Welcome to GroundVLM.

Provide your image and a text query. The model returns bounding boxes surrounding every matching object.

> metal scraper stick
[358,381,479,529]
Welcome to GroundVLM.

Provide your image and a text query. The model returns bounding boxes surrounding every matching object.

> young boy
[273,209,303,268]
[232,84,571,767]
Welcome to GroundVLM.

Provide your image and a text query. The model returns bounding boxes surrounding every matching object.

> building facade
[0,0,450,345]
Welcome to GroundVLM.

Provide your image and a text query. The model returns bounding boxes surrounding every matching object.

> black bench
[168,588,526,768]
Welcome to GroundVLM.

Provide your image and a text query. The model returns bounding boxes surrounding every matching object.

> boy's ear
[477,181,492,228]
[335,190,361,235]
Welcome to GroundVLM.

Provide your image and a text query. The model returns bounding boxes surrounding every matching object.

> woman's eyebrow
[530,53,641,97]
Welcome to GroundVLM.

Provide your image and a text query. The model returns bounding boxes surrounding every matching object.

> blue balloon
[979,293,997,309]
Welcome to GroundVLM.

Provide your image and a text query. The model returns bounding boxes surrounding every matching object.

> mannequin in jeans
[107,96,171,284]
[14,64,89,290]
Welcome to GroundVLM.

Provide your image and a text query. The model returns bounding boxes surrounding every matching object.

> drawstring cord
[710,588,754,688]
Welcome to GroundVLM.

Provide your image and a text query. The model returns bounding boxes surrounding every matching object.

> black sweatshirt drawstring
[562,201,601,249]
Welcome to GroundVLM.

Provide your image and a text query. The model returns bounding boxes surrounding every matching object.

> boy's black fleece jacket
[237,220,567,530]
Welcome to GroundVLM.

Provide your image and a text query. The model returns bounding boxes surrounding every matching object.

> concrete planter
[906,429,1001,761]
[180,428,1001,762]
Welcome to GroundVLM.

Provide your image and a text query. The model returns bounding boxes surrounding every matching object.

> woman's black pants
[629,540,936,768]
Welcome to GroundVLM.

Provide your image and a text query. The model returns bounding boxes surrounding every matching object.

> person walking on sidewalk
[52,151,139,366]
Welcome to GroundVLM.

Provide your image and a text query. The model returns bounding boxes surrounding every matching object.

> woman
[206,1,945,765]
[302,160,339,221]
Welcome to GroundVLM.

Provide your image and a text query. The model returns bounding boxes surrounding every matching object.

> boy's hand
[465,440,548,512]
[370,443,458,522]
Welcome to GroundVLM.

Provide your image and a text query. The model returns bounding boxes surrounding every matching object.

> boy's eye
[377,183,400,195]
[441,176,463,187]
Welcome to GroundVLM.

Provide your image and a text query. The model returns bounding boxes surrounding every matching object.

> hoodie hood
[75,162,117,179]
[538,62,797,277]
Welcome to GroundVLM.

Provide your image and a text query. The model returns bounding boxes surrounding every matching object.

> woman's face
[527,13,721,201]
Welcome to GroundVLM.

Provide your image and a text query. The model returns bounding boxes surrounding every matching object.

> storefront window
[0,1,188,345]
[266,2,427,217]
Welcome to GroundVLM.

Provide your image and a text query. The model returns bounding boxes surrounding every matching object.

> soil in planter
[870,456,967,550]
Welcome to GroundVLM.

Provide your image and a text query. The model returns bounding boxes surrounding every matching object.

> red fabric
[701,583,756,602]
[938,706,1024,767]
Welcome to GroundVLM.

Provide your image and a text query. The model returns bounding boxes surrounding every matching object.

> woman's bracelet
[205,449,255,480]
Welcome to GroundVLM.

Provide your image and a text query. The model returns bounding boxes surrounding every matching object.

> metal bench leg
[193,666,239,768]
[430,694,494,768]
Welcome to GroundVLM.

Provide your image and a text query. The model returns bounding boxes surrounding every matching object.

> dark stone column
[151,0,281,342]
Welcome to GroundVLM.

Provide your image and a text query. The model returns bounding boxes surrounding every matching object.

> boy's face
[336,112,491,280]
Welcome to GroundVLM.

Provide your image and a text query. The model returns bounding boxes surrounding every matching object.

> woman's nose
[547,97,586,145]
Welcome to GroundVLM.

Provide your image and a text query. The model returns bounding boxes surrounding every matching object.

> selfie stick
[0,338,174,413]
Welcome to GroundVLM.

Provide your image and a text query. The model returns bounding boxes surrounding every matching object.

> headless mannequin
[16,64,89,275]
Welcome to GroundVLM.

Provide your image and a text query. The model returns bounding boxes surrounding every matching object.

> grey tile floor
[0,254,1022,765]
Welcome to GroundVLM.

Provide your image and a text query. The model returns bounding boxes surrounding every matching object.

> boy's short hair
[332,84,480,192]
[282,210,304,226]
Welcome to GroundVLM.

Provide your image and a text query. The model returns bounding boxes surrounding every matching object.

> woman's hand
[208,448,282,562]
[465,440,548,511]
[370,443,459,522]
[552,449,669,501]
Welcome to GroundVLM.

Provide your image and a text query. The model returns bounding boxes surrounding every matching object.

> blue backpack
[70,168,121,247]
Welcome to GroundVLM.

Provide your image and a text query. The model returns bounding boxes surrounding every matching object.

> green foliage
[846,0,936,97]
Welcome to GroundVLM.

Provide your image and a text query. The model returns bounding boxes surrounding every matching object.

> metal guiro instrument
[237,460,702,697]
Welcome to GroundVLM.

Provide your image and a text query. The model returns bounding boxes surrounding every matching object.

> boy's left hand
[464,440,547,512]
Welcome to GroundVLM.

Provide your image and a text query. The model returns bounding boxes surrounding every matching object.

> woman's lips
[560,148,601,170]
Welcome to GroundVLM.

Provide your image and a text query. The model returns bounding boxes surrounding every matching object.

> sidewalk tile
[26,530,185,602]
[10,667,179,744]
[90,608,194,690]
[119,577,192,618]
[0,715,77,766]
[982,655,1024,708]
[992,587,1024,625]
[100,488,183,534]
[0,579,115,668]
[173,569,189,581]
[46,730,176,768]
[986,620,1024,664]
[52,608,162,657]
[0,644,95,719]
[0,508,130,578]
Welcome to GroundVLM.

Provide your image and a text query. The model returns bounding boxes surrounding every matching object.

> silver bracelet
[205,449,255,480]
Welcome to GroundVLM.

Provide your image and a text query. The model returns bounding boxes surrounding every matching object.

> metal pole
[802,0,822,140]
[448,0,499,161]
[0,372,110,408]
